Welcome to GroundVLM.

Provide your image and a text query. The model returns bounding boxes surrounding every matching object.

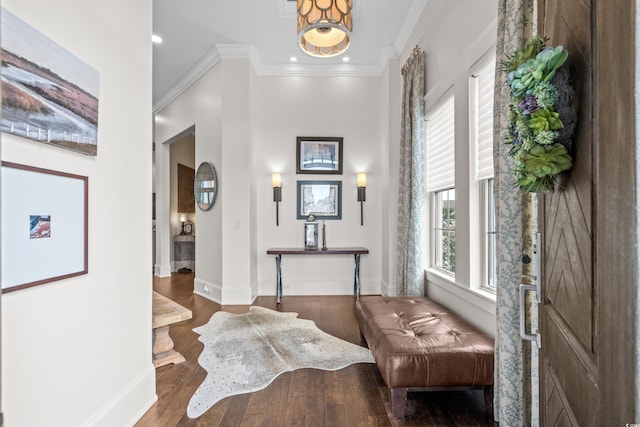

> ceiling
[152,0,427,111]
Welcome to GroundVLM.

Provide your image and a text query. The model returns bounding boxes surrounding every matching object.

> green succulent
[529,108,563,132]
[508,45,568,97]
[522,144,572,178]
[534,129,559,145]
[502,36,546,71]
[531,81,558,109]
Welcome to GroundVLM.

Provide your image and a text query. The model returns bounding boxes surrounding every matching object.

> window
[426,92,455,274]
[470,49,497,290]
[434,188,456,272]
[484,179,496,288]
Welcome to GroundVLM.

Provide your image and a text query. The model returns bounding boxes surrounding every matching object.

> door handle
[519,232,542,347]
[519,284,541,347]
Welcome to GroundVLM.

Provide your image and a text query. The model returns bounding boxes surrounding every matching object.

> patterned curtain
[493,0,536,425]
[394,47,426,296]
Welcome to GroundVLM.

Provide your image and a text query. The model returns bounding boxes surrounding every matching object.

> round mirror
[194,162,218,211]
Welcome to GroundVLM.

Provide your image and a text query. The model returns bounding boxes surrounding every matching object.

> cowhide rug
[187,306,374,418]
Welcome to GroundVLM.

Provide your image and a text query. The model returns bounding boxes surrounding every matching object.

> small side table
[174,234,195,271]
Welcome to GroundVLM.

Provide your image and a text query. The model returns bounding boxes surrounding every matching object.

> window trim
[480,178,496,293]
[431,187,456,276]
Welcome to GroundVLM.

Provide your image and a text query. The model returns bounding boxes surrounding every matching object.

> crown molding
[154,42,397,113]
[153,44,255,113]
[394,0,429,53]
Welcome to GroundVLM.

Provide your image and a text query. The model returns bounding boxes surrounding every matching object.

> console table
[174,234,195,272]
[266,247,369,303]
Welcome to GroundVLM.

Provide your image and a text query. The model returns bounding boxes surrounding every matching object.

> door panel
[539,0,637,425]
[538,0,597,425]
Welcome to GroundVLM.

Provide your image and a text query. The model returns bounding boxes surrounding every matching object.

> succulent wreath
[504,37,576,192]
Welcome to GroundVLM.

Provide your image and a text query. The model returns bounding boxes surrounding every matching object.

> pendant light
[297,0,352,58]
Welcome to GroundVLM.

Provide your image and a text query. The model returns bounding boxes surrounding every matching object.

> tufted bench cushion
[355,295,494,418]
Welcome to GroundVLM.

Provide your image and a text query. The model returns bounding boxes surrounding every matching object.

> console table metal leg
[275,254,282,303]
[354,254,361,299]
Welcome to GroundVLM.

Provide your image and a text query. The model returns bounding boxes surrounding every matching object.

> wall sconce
[272,173,282,226]
[357,172,366,226]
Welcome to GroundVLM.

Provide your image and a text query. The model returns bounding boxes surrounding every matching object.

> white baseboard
[154,263,172,278]
[81,364,156,427]
[194,277,221,303]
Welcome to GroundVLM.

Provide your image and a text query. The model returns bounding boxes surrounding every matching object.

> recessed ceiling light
[152,34,163,44]
[290,56,297,62]
[342,57,350,62]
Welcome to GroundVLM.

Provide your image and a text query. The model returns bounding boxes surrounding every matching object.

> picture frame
[1,9,100,156]
[297,180,342,220]
[296,136,343,174]
[1,161,88,293]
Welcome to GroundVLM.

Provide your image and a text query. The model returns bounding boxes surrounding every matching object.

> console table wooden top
[266,247,369,302]
[267,247,369,255]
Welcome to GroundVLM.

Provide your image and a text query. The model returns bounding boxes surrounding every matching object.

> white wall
[396,0,499,335]
[1,1,155,426]
[155,63,224,295]
[252,75,385,297]
[156,60,387,303]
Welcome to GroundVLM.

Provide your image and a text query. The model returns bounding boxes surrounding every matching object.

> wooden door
[538,0,637,425]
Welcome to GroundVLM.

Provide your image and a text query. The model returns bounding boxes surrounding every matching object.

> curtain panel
[493,0,536,425]
[395,47,426,296]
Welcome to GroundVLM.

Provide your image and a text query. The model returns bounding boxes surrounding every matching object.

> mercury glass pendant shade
[297,0,352,58]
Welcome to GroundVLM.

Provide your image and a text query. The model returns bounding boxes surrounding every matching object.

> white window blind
[472,52,496,181]
[426,94,455,192]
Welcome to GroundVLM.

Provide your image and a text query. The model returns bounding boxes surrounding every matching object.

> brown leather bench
[355,296,494,418]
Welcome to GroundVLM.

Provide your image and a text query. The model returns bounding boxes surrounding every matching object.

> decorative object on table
[304,214,319,249]
[186,306,373,418]
[504,36,576,192]
[179,214,193,235]
[178,163,195,213]
[1,161,88,293]
[194,162,217,211]
[297,0,352,58]
[322,221,327,250]
[297,180,342,220]
[296,137,343,174]
[356,172,366,226]
[1,8,99,156]
[272,172,282,226]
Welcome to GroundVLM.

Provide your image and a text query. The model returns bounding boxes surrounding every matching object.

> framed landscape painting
[296,137,343,174]
[1,8,100,155]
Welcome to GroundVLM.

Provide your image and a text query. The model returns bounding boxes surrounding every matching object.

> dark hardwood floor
[135,273,497,427]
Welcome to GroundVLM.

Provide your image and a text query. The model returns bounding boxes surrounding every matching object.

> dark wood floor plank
[135,273,497,426]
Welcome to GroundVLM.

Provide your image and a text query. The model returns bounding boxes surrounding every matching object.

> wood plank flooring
[135,273,498,426]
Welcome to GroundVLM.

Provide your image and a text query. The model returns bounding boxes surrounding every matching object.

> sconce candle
[272,173,282,226]
[357,173,366,226]
[322,221,327,250]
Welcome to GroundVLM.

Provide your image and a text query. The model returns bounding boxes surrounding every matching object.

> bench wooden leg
[152,325,186,368]
[390,388,408,418]
[483,386,494,419]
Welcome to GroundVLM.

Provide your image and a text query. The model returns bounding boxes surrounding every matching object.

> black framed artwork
[296,180,342,220]
[296,136,343,174]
